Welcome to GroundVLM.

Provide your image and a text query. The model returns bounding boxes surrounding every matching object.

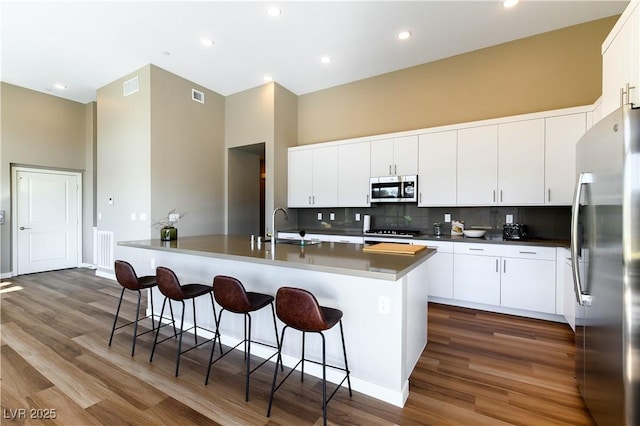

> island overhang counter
[118,235,435,407]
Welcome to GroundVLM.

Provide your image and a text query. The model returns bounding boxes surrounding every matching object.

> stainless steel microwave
[369,175,417,203]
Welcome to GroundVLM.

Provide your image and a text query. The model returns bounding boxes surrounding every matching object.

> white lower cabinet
[453,253,501,305]
[452,242,557,314]
[414,240,454,299]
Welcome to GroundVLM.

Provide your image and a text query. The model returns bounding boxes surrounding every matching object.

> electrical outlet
[378,295,390,315]
[355,213,361,221]
[506,214,514,224]
[444,213,451,223]
[108,197,114,205]
[330,212,335,221]
[317,212,323,220]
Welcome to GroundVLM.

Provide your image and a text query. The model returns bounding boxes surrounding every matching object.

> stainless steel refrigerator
[571,104,639,425]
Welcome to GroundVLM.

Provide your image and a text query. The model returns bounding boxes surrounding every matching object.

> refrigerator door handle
[571,171,593,305]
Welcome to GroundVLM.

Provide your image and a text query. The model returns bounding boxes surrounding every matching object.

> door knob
[19,226,31,230]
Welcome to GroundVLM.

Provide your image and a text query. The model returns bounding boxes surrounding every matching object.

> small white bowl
[463,230,487,238]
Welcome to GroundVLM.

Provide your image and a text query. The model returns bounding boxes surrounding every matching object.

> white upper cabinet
[337,141,371,207]
[498,119,545,205]
[602,1,639,117]
[418,131,457,206]
[457,125,498,205]
[288,146,338,207]
[370,135,418,177]
[545,113,586,205]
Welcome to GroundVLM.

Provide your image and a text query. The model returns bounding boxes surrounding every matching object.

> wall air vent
[123,76,139,96]
[192,88,205,104]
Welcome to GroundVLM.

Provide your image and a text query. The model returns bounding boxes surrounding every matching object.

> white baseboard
[96,270,116,281]
[1,271,12,279]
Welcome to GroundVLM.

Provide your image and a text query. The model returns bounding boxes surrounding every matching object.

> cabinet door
[453,254,501,305]
[427,252,454,299]
[602,3,639,117]
[457,125,498,205]
[288,149,313,207]
[498,119,545,205]
[370,138,394,177]
[393,135,418,176]
[545,113,586,205]
[338,142,371,207]
[311,146,338,207]
[500,258,556,314]
[418,131,456,206]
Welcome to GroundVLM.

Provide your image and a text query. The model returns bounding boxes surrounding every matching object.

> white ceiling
[0,1,628,104]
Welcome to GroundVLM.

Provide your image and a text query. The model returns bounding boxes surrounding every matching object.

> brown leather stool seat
[109,260,175,356]
[205,275,281,401]
[150,266,220,377]
[267,287,352,426]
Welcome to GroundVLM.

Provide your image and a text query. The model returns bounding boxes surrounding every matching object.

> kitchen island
[118,235,435,407]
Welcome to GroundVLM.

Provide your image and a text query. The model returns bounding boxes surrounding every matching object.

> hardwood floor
[1,268,594,425]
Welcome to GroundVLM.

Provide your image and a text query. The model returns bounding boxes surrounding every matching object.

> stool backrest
[115,260,142,290]
[213,275,251,312]
[276,287,328,332]
[155,266,185,300]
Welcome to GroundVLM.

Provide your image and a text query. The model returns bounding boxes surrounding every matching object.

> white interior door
[13,168,81,275]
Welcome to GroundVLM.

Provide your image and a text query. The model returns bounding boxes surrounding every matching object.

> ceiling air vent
[192,88,204,104]
[123,76,139,97]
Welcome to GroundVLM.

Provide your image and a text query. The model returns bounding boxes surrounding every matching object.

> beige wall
[298,16,618,145]
[149,65,226,236]
[0,83,89,274]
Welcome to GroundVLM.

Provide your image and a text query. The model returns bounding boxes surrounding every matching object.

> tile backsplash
[293,204,571,240]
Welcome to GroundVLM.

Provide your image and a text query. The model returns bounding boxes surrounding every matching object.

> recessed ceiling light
[264,75,274,82]
[503,0,519,8]
[54,83,67,90]
[398,31,412,40]
[267,7,281,17]
[201,38,214,47]
[321,56,332,64]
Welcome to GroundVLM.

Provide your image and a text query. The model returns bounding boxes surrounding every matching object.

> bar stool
[267,287,352,426]
[204,275,281,401]
[150,266,220,377]
[109,260,175,356]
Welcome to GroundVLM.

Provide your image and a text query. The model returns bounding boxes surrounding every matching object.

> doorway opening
[228,143,265,237]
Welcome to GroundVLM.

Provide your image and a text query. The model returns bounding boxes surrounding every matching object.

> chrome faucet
[271,207,289,243]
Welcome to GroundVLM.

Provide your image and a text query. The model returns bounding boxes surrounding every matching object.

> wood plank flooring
[1,268,594,425]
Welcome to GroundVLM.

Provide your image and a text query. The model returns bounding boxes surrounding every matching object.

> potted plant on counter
[153,209,185,241]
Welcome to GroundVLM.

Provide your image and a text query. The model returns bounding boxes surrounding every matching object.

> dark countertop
[279,228,570,248]
[119,234,436,282]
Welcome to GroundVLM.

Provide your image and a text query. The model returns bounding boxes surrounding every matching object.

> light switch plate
[506,214,514,224]
[444,213,451,223]
[355,213,361,221]
[330,212,335,221]
[317,212,322,220]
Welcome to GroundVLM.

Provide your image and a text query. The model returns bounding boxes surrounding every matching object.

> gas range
[364,229,423,243]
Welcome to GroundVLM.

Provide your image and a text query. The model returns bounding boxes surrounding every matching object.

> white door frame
[11,165,83,276]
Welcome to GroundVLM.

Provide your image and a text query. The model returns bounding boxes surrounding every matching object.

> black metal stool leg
[267,326,287,417]
[245,313,252,401]
[108,287,126,346]
[168,298,177,337]
[131,289,142,356]
[210,293,222,354]
[301,331,306,382]
[192,298,198,345]
[150,297,168,362]
[270,302,283,370]
[204,308,225,385]
[148,287,155,332]
[175,300,186,377]
[339,320,352,395]
[321,332,327,426]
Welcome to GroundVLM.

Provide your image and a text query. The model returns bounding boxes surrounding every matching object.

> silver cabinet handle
[493,190,496,202]
[394,164,397,175]
[469,248,484,251]
[308,196,312,205]
[503,259,506,273]
[389,165,392,175]
[519,251,537,255]
[495,259,499,272]
[19,226,31,230]
[500,190,503,202]
[419,192,422,203]
[548,188,551,202]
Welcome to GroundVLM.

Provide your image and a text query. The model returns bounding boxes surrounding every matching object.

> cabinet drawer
[453,242,503,256]
[413,240,454,253]
[499,245,556,260]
